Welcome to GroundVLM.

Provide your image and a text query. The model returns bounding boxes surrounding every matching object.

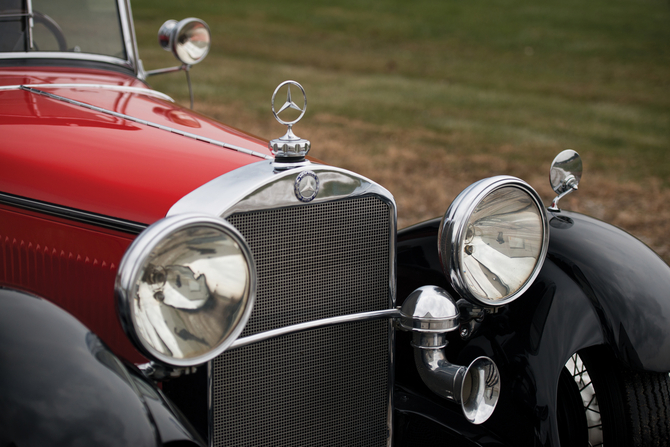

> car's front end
[2,1,670,446]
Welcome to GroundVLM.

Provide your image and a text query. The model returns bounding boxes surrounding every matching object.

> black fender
[394,211,670,446]
[546,210,670,372]
[0,288,204,447]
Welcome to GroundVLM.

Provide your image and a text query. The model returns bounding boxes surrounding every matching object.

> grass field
[132,0,670,261]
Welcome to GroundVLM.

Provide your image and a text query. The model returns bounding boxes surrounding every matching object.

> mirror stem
[185,65,194,109]
[548,175,579,211]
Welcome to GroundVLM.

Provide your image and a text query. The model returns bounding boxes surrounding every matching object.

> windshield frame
[0,0,140,76]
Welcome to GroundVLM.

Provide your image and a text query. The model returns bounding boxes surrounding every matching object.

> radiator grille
[212,195,392,446]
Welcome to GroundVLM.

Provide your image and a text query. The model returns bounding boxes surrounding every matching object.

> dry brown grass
[200,101,670,263]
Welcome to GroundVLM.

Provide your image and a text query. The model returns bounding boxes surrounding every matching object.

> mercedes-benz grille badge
[294,170,319,202]
[269,80,311,161]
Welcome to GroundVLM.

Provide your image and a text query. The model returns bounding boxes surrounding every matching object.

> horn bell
[399,286,501,424]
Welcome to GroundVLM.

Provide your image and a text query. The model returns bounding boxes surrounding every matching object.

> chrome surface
[145,65,186,76]
[399,286,460,333]
[411,332,501,424]
[398,286,500,423]
[158,18,211,66]
[566,353,603,446]
[138,361,198,380]
[158,20,178,51]
[184,162,396,446]
[169,160,391,218]
[230,308,400,350]
[26,0,34,49]
[439,176,550,307]
[272,81,307,126]
[122,0,140,76]
[0,83,174,102]
[20,86,272,160]
[269,80,311,160]
[549,149,582,211]
[115,213,256,367]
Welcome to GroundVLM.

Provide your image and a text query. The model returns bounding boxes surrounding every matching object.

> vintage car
[1,1,669,446]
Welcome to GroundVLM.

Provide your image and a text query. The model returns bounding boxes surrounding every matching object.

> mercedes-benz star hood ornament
[269,80,311,163]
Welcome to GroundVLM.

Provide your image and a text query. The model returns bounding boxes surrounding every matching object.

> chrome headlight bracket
[439,176,550,307]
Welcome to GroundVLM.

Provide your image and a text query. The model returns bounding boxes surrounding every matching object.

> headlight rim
[438,175,549,307]
[115,213,256,367]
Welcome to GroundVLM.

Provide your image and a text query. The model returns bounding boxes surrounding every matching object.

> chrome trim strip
[26,0,34,49]
[120,0,139,75]
[168,160,393,218]
[19,86,273,161]
[0,191,146,234]
[229,309,400,350]
[0,84,173,101]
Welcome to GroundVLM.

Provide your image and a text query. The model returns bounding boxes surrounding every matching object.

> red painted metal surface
[0,203,145,363]
[0,67,272,225]
[0,66,275,363]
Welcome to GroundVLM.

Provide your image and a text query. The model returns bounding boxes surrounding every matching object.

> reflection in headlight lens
[175,21,210,64]
[461,187,543,302]
[134,226,249,361]
[439,176,549,307]
[116,215,255,367]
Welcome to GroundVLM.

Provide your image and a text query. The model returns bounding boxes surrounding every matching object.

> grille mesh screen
[212,195,392,446]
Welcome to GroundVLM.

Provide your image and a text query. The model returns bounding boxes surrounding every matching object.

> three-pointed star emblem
[276,85,303,115]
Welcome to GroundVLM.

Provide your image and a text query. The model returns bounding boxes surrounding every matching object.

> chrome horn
[399,286,501,424]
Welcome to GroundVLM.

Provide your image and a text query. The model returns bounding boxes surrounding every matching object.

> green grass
[130,0,670,260]
[132,0,670,182]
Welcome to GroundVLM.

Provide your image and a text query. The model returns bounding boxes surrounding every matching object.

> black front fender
[0,288,204,447]
[395,211,670,446]
[547,210,670,372]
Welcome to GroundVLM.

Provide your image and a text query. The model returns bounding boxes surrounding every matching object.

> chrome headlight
[439,176,549,306]
[116,214,256,367]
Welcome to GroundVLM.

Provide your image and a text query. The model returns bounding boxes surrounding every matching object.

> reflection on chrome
[176,21,210,64]
[461,187,543,302]
[132,226,250,361]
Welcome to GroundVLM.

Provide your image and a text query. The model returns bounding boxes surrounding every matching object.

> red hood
[0,67,272,225]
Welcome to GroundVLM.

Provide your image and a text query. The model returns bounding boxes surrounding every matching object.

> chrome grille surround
[168,161,396,447]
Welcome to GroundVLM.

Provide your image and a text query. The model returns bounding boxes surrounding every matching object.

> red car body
[0,66,268,363]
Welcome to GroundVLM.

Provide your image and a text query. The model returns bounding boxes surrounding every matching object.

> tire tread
[582,347,670,447]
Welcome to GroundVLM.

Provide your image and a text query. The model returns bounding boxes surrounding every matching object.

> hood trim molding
[0,83,175,102]
[0,191,147,234]
[19,86,273,161]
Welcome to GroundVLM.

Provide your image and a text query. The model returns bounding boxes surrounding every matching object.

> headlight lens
[439,176,549,306]
[116,214,255,367]
[174,19,211,65]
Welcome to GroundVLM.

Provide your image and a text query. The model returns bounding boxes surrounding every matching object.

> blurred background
[132,0,670,262]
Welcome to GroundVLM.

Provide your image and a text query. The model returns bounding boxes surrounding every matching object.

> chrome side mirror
[145,18,212,109]
[548,149,582,211]
[399,286,501,424]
